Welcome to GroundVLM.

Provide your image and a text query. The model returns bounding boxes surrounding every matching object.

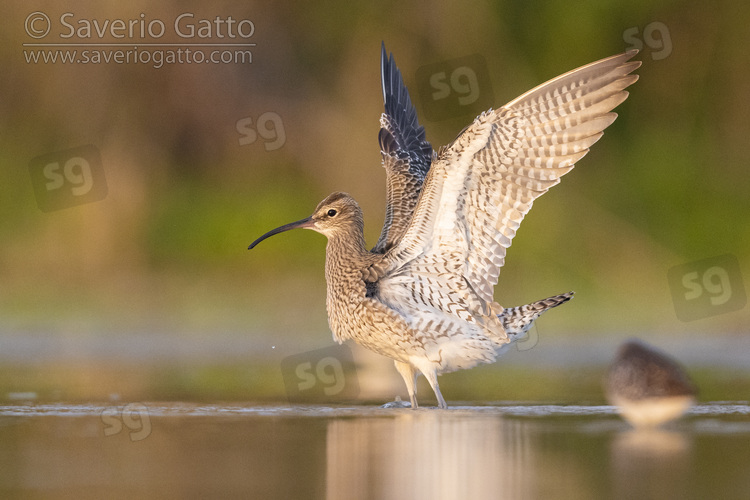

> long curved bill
[248,216,315,249]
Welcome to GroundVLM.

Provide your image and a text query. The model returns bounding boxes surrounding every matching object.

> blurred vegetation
[1,358,748,404]
[1,0,749,400]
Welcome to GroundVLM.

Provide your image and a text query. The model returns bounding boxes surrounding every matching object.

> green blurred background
[1,0,748,403]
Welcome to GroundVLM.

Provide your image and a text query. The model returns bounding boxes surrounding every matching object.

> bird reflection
[325,412,533,500]
[610,427,693,499]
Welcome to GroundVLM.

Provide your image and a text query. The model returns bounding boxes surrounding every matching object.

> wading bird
[606,339,697,427]
[250,43,640,408]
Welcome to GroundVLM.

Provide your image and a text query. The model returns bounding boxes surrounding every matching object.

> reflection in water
[1,404,749,498]
[610,428,693,499]
[326,412,534,500]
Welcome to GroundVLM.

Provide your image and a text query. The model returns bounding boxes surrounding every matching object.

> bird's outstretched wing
[379,50,640,312]
[372,43,434,254]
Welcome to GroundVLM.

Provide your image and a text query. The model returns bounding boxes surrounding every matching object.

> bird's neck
[324,229,372,270]
[323,228,377,343]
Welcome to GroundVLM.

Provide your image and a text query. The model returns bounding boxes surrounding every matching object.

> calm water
[1,402,749,499]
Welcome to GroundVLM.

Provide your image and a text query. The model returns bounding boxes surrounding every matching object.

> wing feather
[372,42,434,254]
[379,50,641,312]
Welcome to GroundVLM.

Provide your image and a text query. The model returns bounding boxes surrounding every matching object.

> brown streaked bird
[250,43,640,408]
[606,339,697,427]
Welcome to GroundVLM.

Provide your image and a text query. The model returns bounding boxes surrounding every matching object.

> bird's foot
[381,396,412,409]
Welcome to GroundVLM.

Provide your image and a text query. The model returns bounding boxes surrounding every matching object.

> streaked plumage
[374,48,433,254]
[606,340,697,427]
[499,292,573,338]
[250,44,640,408]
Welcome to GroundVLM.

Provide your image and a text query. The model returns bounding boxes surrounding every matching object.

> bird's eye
[327,209,337,217]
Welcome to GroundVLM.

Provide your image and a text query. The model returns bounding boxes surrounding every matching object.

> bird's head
[248,192,364,249]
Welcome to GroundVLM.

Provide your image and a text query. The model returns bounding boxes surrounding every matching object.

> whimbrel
[250,44,640,408]
[606,339,697,427]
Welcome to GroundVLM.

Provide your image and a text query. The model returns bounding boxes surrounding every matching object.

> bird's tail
[499,292,574,338]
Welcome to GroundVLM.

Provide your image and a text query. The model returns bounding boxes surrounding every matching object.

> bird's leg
[422,370,448,409]
[394,360,418,409]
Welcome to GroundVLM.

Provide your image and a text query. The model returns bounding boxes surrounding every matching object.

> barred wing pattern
[379,50,640,325]
[372,43,434,254]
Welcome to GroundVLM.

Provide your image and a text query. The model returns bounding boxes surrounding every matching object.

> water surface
[1,402,748,499]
